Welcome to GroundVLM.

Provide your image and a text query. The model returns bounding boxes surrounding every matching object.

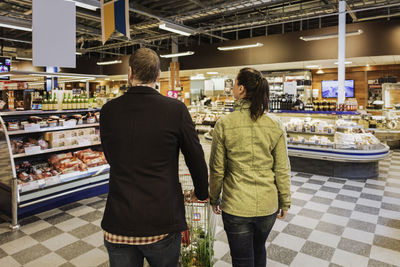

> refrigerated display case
[0,109,109,229]
[274,112,390,179]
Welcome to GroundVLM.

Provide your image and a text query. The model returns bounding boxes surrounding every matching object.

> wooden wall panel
[312,70,367,107]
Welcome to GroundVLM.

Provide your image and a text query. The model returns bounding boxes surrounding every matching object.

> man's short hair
[129,48,160,84]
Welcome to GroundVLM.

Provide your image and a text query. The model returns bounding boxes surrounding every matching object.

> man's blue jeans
[222,211,277,267]
[104,232,181,267]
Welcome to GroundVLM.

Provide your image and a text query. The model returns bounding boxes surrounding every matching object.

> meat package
[74,148,107,168]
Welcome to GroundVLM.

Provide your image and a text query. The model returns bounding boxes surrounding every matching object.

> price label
[37,179,46,188]
[24,124,41,132]
[45,176,59,186]
[64,120,77,128]
[78,139,91,146]
[24,146,41,155]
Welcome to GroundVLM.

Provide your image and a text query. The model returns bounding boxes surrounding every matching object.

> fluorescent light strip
[96,60,122,65]
[207,72,219,74]
[300,29,363,41]
[76,52,82,55]
[217,43,263,51]
[16,57,32,61]
[159,22,194,36]
[160,51,194,58]
[334,61,352,65]
[65,0,99,11]
[306,65,319,69]
[0,23,32,32]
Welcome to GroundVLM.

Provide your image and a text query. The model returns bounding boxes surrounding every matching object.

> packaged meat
[49,152,73,165]
[29,116,43,123]
[7,121,19,131]
[37,139,49,150]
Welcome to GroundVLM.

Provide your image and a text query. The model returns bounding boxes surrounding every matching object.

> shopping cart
[179,173,216,267]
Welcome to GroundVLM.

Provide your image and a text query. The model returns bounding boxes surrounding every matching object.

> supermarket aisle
[0,149,399,266]
[212,150,400,267]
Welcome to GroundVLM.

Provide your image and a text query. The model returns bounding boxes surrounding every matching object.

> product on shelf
[335,119,359,128]
[74,148,107,168]
[16,161,59,183]
[49,152,87,173]
[11,137,49,154]
[334,132,380,149]
[284,118,335,134]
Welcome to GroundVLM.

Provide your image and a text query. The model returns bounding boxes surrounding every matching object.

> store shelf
[367,128,400,134]
[286,131,335,136]
[287,143,389,162]
[272,110,360,115]
[0,108,100,117]
[13,141,101,158]
[18,164,110,195]
[8,123,99,135]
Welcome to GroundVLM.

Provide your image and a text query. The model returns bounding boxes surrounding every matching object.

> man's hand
[184,189,199,203]
[277,209,287,220]
[212,205,222,215]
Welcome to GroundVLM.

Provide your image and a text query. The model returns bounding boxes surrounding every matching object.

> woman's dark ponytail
[237,68,269,121]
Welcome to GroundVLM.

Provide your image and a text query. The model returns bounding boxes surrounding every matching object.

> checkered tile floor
[0,145,398,266]
[213,150,400,267]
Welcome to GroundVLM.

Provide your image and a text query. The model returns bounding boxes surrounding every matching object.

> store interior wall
[312,64,400,107]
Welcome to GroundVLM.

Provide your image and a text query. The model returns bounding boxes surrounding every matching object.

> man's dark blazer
[100,86,209,236]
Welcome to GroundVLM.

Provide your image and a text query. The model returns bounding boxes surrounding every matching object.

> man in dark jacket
[100,48,209,267]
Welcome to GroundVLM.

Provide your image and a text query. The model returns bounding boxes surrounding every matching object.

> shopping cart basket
[179,173,216,267]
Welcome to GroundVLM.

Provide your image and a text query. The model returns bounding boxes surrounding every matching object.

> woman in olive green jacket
[210,68,291,267]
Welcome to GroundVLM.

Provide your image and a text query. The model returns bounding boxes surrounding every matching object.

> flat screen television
[321,80,354,98]
[0,57,11,80]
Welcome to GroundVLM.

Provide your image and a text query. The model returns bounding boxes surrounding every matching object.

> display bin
[179,173,216,267]
[0,109,109,229]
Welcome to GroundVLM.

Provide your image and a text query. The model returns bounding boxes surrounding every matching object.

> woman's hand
[212,205,222,215]
[277,209,287,220]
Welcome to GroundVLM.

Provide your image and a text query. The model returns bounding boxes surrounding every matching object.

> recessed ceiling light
[316,69,324,74]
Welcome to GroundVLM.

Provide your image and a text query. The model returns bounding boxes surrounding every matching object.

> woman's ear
[239,85,246,97]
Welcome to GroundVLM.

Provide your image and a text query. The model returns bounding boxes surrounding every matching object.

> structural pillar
[337,1,346,105]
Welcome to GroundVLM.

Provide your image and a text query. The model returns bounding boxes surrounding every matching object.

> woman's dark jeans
[104,232,181,267]
[222,211,277,267]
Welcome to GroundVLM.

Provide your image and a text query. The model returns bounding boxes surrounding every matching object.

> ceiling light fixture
[207,72,219,74]
[334,61,352,65]
[76,52,82,55]
[65,0,99,11]
[159,22,195,36]
[217,43,264,51]
[306,65,320,69]
[316,69,325,74]
[96,60,122,65]
[366,63,370,67]
[0,22,31,32]
[16,56,32,61]
[160,51,195,58]
[190,74,205,80]
[300,29,363,41]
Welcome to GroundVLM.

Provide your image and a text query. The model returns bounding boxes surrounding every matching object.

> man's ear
[128,67,133,80]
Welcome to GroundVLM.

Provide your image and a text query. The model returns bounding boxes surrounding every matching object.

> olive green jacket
[209,100,291,217]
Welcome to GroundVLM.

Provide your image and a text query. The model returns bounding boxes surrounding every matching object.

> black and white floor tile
[0,141,398,266]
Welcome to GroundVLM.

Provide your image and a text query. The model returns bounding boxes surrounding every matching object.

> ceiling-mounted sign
[101,0,130,44]
[32,0,76,68]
